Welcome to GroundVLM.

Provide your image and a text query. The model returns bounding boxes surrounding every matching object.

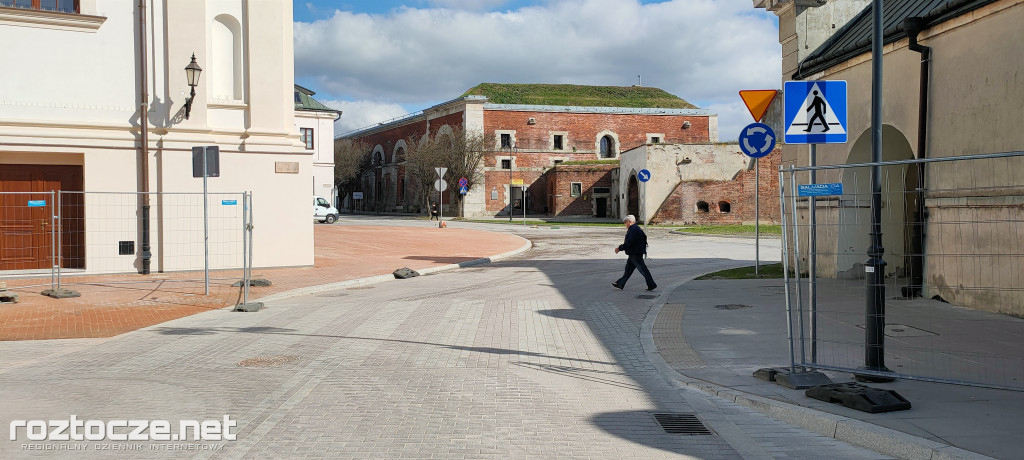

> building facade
[755,0,1024,315]
[339,85,717,218]
[0,0,312,274]
[294,85,341,206]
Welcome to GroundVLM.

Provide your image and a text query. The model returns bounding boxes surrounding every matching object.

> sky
[292,0,781,141]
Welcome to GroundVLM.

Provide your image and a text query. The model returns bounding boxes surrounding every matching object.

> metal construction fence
[0,190,255,304]
[779,150,1024,390]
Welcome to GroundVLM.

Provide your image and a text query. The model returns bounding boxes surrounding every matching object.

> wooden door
[0,165,83,270]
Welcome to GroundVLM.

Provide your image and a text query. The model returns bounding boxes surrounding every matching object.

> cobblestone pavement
[0,220,890,459]
[0,221,525,340]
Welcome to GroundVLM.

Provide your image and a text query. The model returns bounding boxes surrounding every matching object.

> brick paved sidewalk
[0,225,525,341]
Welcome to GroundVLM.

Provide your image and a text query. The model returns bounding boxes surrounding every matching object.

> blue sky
[292,0,780,140]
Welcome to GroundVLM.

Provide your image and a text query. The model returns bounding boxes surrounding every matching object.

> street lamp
[184,53,202,120]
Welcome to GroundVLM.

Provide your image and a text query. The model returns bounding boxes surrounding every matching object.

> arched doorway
[627,175,639,219]
[836,125,915,278]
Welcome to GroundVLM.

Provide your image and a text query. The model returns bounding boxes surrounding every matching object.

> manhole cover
[237,355,299,367]
[652,413,713,435]
[636,294,658,299]
[715,304,753,310]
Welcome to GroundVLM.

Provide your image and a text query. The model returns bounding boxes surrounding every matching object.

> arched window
[600,136,615,158]
[212,15,243,100]
[696,201,709,213]
[375,152,384,166]
[718,201,731,213]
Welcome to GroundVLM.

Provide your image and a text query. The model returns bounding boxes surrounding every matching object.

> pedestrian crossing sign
[784,80,847,144]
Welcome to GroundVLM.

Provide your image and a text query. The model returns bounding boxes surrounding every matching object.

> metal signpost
[192,145,220,295]
[784,80,848,365]
[738,122,775,276]
[435,167,448,227]
[738,90,778,276]
[637,169,651,229]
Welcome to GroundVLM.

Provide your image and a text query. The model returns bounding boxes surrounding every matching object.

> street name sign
[798,183,844,196]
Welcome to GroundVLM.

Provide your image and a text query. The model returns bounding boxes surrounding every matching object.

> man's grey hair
[623,215,636,223]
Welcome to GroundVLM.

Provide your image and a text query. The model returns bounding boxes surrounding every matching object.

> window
[553,160,563,165]
[501,159,511,170]
[696,201,709,213]
[570,182,582,197]
[593,187,610,194]
[501,133,512,148]
[646,133,664,144]
[553,135,564,150]
[294,92,302,103]
[599,135,616,158]
[719,201,731,213]
[300,128,314,150]
[651,137,660,144]
[2,0,79,13]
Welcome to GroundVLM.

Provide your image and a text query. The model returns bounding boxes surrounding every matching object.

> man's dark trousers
[617,253,655,289]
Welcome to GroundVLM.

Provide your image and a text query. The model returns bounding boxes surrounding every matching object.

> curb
[253,235,533,303]
[669,230,782,239]
[639,280,994,460]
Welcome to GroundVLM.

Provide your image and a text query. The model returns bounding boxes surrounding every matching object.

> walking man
[804,90,829,132]
[612,215,657,291]
[429,202,439,221]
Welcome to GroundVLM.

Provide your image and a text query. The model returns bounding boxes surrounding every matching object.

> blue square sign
[784,80,847,144]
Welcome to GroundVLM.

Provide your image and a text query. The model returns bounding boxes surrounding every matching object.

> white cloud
[321,99,411,135]
[295,0,781,140]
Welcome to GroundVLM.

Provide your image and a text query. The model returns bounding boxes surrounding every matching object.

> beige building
[755,0,1024,315]
[0,1,313,274]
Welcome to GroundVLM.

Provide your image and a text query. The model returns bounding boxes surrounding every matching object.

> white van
[313,196,339,224]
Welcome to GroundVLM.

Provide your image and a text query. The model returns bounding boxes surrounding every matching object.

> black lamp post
[184,53,202,120]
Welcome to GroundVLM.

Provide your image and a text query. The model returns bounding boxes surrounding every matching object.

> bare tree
[403,134,445,215]
[436,126,487,218]
[334,138,369,210]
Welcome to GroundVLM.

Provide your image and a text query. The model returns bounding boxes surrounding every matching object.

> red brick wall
[483,110,709,153]
[546,165,615,216]
[652,150,781,224]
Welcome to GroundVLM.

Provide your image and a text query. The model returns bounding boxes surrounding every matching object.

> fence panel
[55,191,248,288]
[0,191,56,288]
[780,151,1024,390]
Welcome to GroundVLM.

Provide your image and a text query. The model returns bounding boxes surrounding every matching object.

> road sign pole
[809,144,817,364]
[863,0,891,380]
[755,158,759,276]
[203,149,211,295]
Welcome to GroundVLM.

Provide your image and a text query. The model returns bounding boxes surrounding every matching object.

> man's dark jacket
[618,225,647,255]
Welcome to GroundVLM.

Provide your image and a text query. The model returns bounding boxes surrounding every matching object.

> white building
[0,1,313,273]
[294,85,340,207]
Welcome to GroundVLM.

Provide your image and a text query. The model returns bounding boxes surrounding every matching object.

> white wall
[0,0,313,271]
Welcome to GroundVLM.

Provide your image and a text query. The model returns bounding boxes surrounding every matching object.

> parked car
[314,195,338,224]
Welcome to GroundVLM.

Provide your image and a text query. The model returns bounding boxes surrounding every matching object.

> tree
[402,133,445,215]
[334,138,369,210]
[436,126,487,218]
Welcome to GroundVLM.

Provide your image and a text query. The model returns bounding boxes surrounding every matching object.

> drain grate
[636,294,658,299]
[237,355,299,367]
[652,413,713,435]
[715,304,753,310]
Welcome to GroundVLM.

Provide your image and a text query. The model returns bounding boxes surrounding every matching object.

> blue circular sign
[738,123,776,158]
[637,169,652,182]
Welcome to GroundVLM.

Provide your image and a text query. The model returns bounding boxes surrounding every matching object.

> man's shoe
[646,284,657,291]
[611,282,623,290]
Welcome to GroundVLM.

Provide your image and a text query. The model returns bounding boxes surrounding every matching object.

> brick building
[337,84,716,217]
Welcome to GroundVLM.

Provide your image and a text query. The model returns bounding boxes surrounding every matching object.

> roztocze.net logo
[10,415,237,441]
